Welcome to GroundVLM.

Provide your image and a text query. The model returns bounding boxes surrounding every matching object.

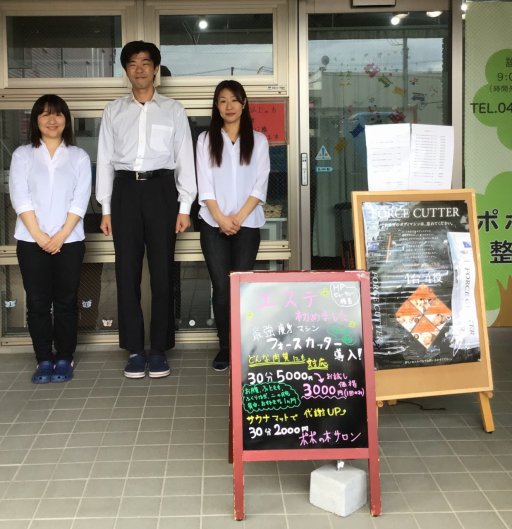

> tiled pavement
[0,328,511,529]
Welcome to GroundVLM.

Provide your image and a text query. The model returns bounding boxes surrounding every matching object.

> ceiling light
[426,11,442,18]
[198,18,208,30]
[390,13,408,25]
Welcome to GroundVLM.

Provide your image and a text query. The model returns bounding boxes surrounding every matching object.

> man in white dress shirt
[96,41,196,378]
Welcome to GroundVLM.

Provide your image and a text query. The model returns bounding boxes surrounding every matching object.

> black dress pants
[17,240,85,363]
[111,173,178,353]
[200,220,260,353]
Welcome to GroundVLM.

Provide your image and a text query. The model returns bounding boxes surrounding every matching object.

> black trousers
[200,220,260,353]
[111,173,178,353]
[17,240,85,363]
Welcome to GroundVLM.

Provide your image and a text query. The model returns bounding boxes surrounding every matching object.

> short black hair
[120,41,161,70]
[29,94,74,148]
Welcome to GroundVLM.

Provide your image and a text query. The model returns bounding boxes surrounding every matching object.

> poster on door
[250,101,287,144]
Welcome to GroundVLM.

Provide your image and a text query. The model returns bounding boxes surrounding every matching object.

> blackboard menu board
[230,271,381,520]
[362,199,481,370]
[238,279,368,451]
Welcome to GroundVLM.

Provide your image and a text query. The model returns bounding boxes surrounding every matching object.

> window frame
[0,0,137,90]
[144,0,289,97]
[0,0,292,349]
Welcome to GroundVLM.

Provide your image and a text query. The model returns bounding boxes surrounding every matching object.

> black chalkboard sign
[239,280,367,450]
[229,270,381,520]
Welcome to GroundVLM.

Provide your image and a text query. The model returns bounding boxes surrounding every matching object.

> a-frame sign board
[229,270,381,520]
[352,189,494,432]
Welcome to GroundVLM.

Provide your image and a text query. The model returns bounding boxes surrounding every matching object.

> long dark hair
[29,94,74,147]
[207,80,254,167]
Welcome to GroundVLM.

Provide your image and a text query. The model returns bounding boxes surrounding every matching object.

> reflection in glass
[0,248,284,339]
[265,145,288,241]
[74,117,103,234]
[160,14,273,76]
[0,265,26,336]
[78,263,118,333]
[176,262,212,330]
[0,263,119,338]
[308,11,450,269]
[1,110,30,246]
[176,260,284,332]
[7,16,122,78]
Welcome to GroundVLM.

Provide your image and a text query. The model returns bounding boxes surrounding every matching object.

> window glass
[0,265,26,336]
[159,14,273,77]
[1,106,286,341]
[176,262,213,330]
[78,263,118,334]
[264,145,288,241]
[0,258,284,339]
[0,263,118,338]
[74,117,103,234]
[7,16,122,78]
[308,11,451,269]
[1,110,30,246]
[177,260,284,332]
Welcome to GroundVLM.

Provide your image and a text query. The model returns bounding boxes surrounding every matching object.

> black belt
[114,169,174,181]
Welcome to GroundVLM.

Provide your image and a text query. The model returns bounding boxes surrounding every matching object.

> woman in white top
[197,80,270,371]
[9,95,91,384]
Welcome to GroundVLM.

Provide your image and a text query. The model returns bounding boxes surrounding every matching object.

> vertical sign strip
[465,2,512,326]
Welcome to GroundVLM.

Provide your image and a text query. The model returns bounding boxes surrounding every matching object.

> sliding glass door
[300,6,451,270]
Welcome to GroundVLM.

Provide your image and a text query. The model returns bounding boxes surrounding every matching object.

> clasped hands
[35,230,67,255]
[218,214,242,236]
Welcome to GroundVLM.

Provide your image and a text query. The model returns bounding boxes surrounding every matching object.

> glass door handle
[301,153,308,186]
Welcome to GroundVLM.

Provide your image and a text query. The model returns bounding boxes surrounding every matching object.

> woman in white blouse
[9,95,91,383]
[197,80,270,371]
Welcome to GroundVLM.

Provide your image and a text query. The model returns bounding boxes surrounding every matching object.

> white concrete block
[309,462,367,517]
